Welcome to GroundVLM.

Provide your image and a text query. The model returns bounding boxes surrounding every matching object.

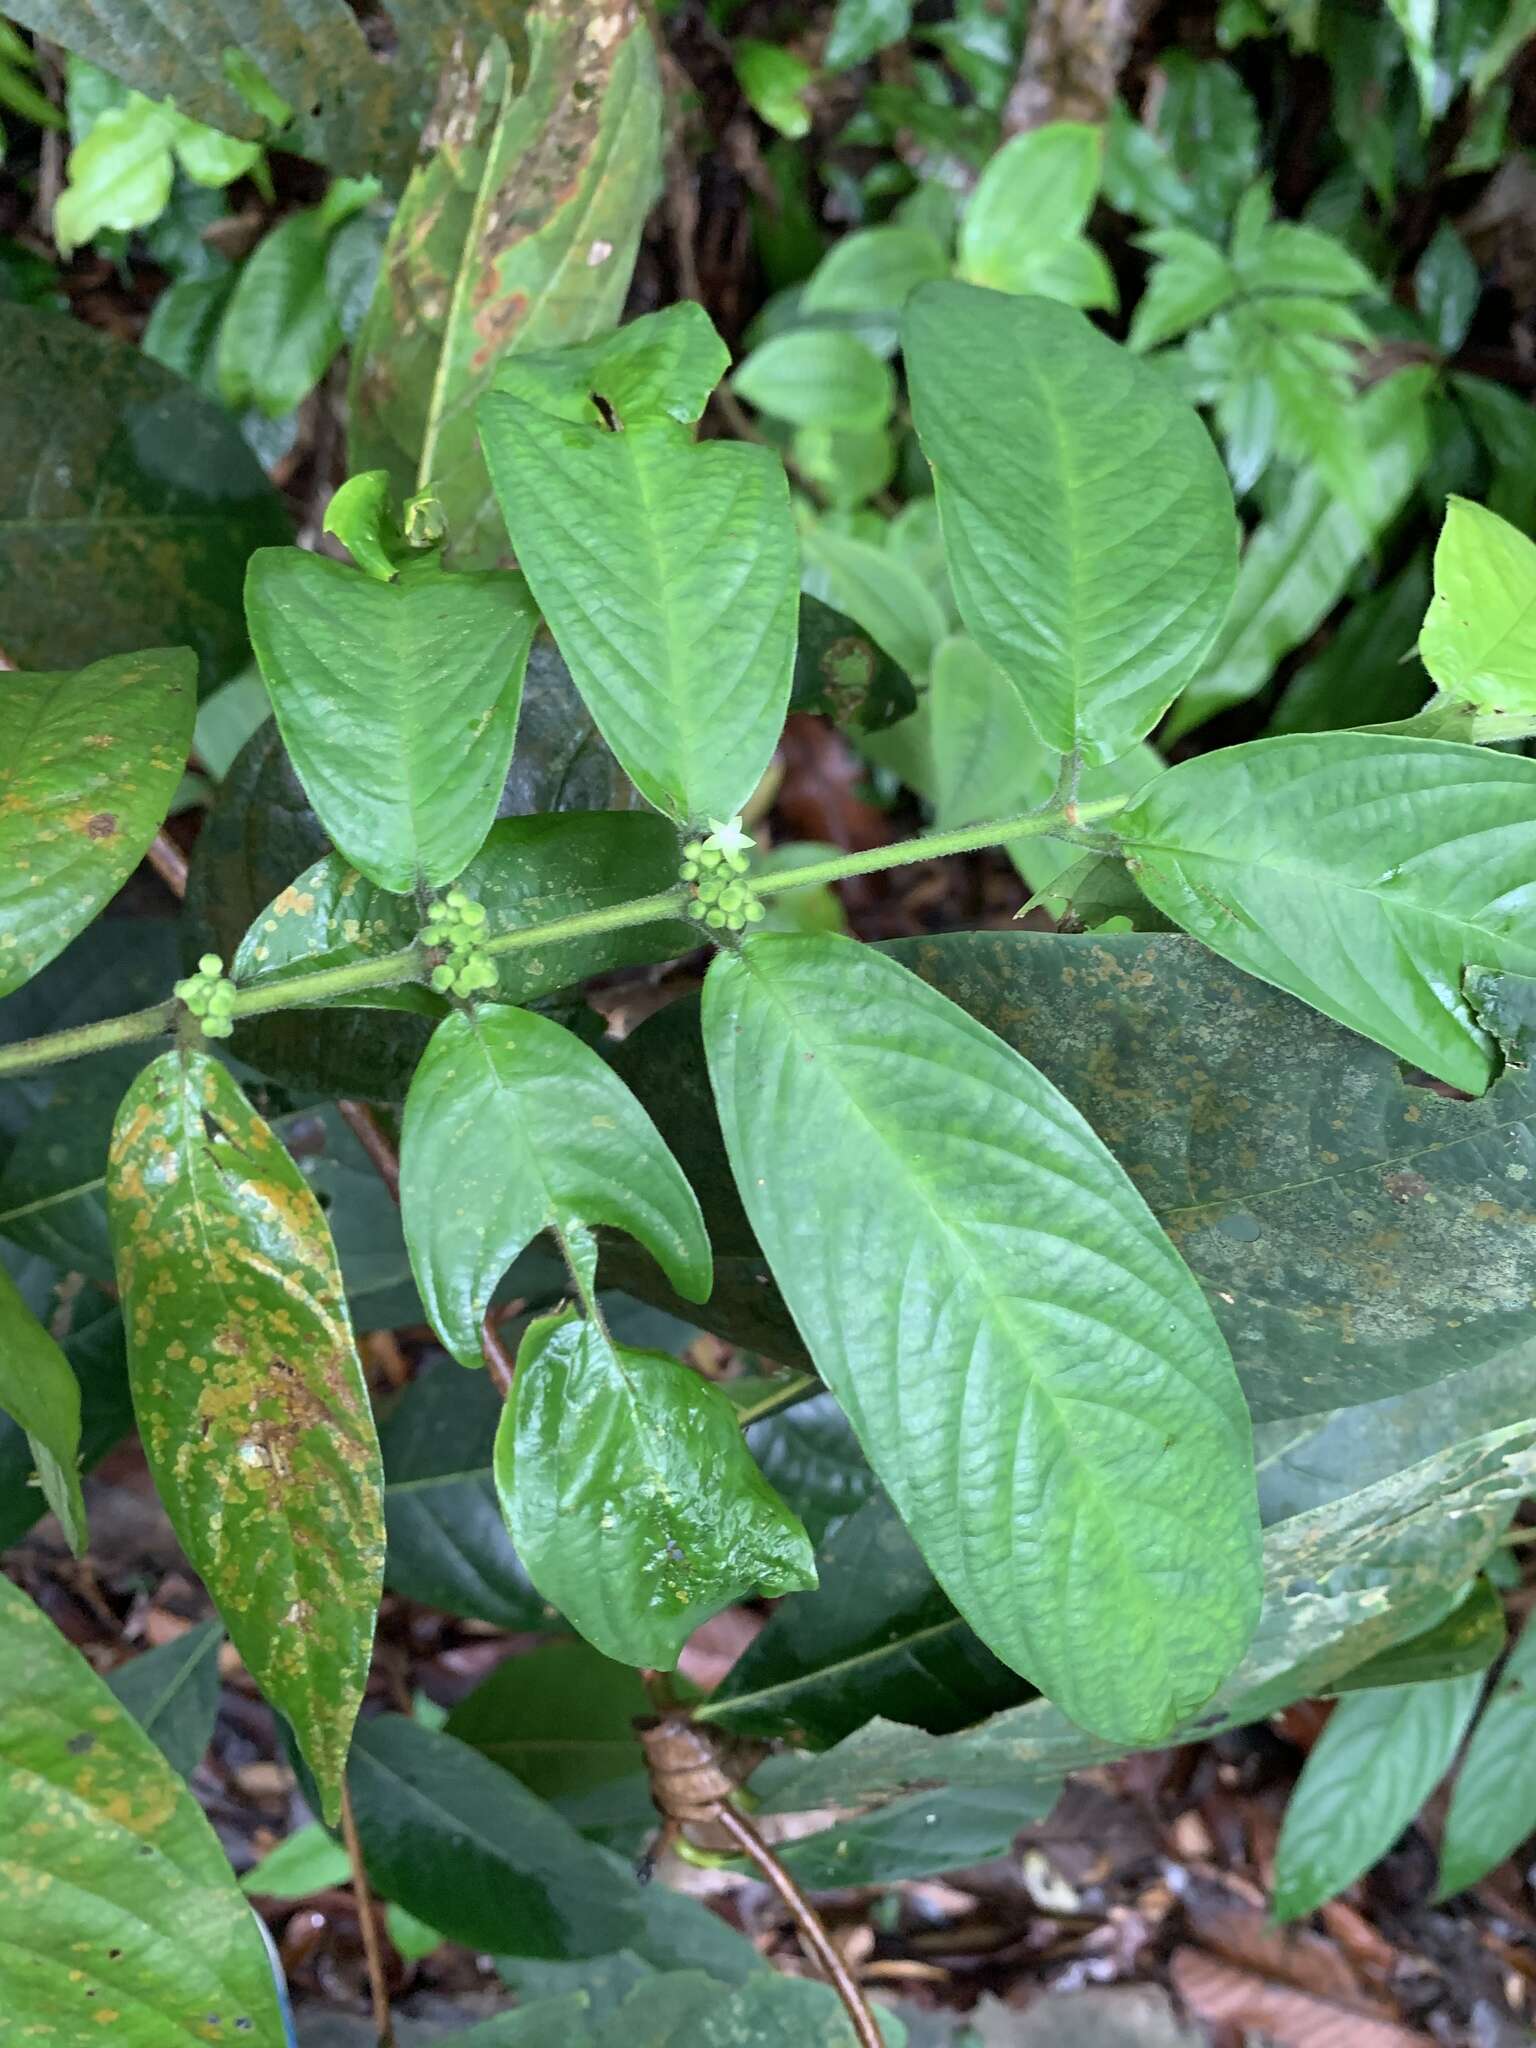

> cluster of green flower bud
[422,887,498,999]
[680,818,766,936]
[174,954,238,1039]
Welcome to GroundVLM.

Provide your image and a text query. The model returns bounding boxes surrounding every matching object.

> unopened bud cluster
[175,954,237,1039]
[681,827,765,936]
[423,887,498,998]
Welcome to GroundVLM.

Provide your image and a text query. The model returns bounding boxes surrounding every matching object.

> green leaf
[496,1307,815,1666]
[956,122,1102,295]
[401,1006,710,1367]
[1273,1671,1482,1921]
[480,303,798,823]
[217,192,370,417]
[801,224,948,314]
[0,307,289,686]
[341,1712,650,1957]
[1268,555,1430,734]
[1127,228,1238,351]
[0,1261,86,1551]
[1332,1575,1504,1693]
[54,94,176,253]
[107,1051,385,1821]
[905,282,1237,764]
[702,934,1261,1745]
[105,1620,223,1779]
[1119,732,1536,1093]
[0,648,195,998]
[1230,215,1377,298]
[1416,222,1480,353]
[1420,496,1536,714]
[800,525,949,680]
[1385,0,1439,125]
[595,1970,906,2046]
[240,1819,351,1899]
[0,1262,129,1552]
[1166,367,1432,739]
[0,1573,287,2045]
[734,39,815,138]
[791,424,896,509]
[1437,1612,1536,1898]
[825,0,913,69]
[245,548,537,893]
[446,1639,651,1800]
[349,10,661,569]
[743,1386,875,1543]
[733,329,895,431]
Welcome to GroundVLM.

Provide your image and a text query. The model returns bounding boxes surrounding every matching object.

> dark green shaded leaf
[744,1389,875,1546]
[0,1574,286,2044]
[1437,1613,1536,1898]
[0,648,195,997]
[1267,555,1430,735]
[349,4,661,568]
[1332,1576,1504,1693]
[217,188,369,418]
[105,1620,223,1779]
[446,1640,650,1800]
[0,1259,130,1550]
[703,935,1261,1744]
[905,282,1236,763]
[0,1261,85,1552]
[1272,1673,1483,1920]
[791,595,917,733]
[107,1051,385,1819]
[496,1309,815,1667]
[0,307,288,688]
[778,1781,1058,1890]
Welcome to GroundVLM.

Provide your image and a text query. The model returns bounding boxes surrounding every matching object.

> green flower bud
[686,899,708,921]
[208,983,236,1013]
[743,898,766,922]
[429,964,454,992]
[198,953,222,978]
[705,907,728,929]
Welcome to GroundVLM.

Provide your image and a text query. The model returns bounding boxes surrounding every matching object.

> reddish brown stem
[145,829,189,901]
[339,1779,396,2048]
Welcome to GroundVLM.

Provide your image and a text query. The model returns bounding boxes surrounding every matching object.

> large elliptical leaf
[107,1051,385,1819]
[0,647,195,996]
[0,1261,86,1551]
[0,1574,287,2045]
[479,301,799,822]
[495,1308,816,1667]
[702,933,1261,1745]
[400,1006,711,1368]
[245,549,537,893]
[903,281,1237,764]
[1118,733,1536,1094]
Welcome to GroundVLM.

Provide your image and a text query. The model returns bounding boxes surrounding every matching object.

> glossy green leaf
[107,1051,385,1820]
[218,186,374,418]
[496,1308,815,1667]
[105,1620,223,1779]
[1420,496,1536,713]
[905,282,1237,764]
[350,7,660,569]
[245,548,537,892]
[0,306,289,686]
[480,303,797,822]
[957,122,1105,298]
[802,224,948,314]
[0,1573,287,2045]
[446,1639,651,1801]
[1167,368,1432,739]
[1437,1613,1536,1898]
[703,934,1261,1745]
[1273,1672,1482,1921]
[402,1006,710,1367]
[0,1260,86,1551]
[743,1386,875,1544]
[0,647,194,999]
[341,1712,650,1958]
[1119,732,1536,1093]
[733,329,895,430]
[0,1260,129,1552]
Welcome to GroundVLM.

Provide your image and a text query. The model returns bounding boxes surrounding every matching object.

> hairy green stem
[0,799,1128,1082]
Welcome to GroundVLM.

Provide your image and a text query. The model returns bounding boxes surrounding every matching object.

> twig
[145,830,189,901]
[339,1780,396,2048]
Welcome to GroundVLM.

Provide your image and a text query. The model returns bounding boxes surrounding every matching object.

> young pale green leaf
[245,548,537,893]
[1436,1613,1536,1898]
[0,1574,288,2045]
[494,1308,816,1667]
[104,1620,223,1779]
[956,122,1102,296]
[1127,227,1238,351]
[732,329,896,431]
[0,647,195,998]
[734,38,814,138]
[107,1051,385,1821]
[904,282,1237,764]
[801,223,948,314]
[1420,496,1536,714]
[479,302,798,823]
[241,1820,352,1899]
[1118,733,1536,1094]
[702,934,1261,1746]
[1273,1673,1482,1921]
[0,1261,86,1552]
[401,1006,711,1368]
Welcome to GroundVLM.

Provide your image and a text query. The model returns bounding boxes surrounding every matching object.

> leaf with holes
[0,1573,287,2044]
[245,548,537,893]
[703,933,1261,1745]
[479,301,798,823]
[0,648,194,998]
[401,1006,711,1368]
[1119,733,1536,1094]
[904,282,1236,764]
[107,1051,384,1819]
[495,1308,816,1667]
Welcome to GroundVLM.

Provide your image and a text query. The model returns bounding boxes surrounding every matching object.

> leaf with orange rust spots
[106,1049,384,1821]
[0,647,195,999]
[0,1571,287,2044]
[348,1,662,567]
